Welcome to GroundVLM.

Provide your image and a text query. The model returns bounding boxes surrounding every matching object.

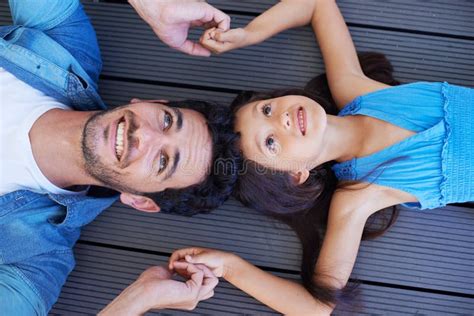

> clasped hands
[129,0,249,56]
[99,248,233,315]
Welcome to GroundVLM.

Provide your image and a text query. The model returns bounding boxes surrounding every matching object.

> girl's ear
[290,169,310,185]
[120,193,160,213]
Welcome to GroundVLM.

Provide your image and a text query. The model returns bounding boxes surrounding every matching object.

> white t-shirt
[0,67,84,196]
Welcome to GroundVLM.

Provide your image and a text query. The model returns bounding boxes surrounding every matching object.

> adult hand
[129,0,231,56]
[169,247,236,278]
[200,27,249,54]
[99,263,218,316]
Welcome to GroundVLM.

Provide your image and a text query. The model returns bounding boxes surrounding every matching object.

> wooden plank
[80,3,474,92]
[208,0,474,39]
[2,3,473,88]
[50,244,474,315]
[80,199,474,295]
[3,0,474,38]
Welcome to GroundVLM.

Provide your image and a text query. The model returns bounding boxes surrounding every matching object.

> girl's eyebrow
[255,133,265,156]
[252,100,273,156]
[255,127,271,157]
[253,101,260,115]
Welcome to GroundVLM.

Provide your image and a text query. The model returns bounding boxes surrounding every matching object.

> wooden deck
[1,0,473,314]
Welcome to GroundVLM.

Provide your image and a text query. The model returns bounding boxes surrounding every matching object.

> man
[0,0,237,314]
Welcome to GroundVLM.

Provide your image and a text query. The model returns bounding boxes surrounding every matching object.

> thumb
[214,29,239,43]
[177,40,211,57]
[186,254,209,265]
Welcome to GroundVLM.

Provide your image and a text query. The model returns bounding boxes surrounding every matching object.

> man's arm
[0,265,45,315]
[99,263,218,315]
[8,0,102,85]
[0,250,76,315]
[8,0,79,31]
[128,0,230,56]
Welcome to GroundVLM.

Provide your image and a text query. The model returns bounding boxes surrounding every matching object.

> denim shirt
[0,1,118,314]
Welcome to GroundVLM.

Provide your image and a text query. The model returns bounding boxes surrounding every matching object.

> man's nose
[135,122,166,151]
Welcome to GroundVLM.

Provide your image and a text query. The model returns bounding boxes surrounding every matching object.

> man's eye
[163,111,173,130]
[159,153,168,173]
[262,104,272,117]
[265,135,277,152]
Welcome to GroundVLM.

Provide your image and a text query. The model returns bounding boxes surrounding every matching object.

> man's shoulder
[0,189,118,227]
[0,1,106,110]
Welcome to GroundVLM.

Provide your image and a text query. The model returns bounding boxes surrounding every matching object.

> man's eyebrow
[164,150,180,181]
[173,108,183,131]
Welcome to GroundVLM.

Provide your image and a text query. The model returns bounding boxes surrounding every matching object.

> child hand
[169,247,236,278]
[199,27,248,54]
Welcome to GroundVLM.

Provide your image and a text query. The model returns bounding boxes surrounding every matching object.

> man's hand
[99,263,218,316]
[129,0,231,56]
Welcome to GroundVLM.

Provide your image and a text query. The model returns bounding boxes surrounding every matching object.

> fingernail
[185,255,193,262]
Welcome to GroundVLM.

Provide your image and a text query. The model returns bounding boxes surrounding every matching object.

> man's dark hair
[144,100,241,216]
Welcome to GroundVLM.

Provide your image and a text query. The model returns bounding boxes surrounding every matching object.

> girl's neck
[313,114,365,165]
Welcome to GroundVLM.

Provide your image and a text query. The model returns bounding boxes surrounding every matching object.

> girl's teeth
[298,109,305,134]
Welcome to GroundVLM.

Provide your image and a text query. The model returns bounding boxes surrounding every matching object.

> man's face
[81,101,213,195]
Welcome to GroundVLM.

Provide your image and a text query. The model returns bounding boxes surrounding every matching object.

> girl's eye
[158,153,168,173]
[262,104,272,117]
[265,135,277,152]
[163,111,173,130]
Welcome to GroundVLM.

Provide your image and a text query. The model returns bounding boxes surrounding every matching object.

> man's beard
[81,108,139,194]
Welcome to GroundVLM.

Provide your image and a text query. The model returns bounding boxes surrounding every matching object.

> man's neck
[29,108,101,189]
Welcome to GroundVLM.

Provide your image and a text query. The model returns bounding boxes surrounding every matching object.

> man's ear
[289,169,310,185]
[130,98,169,104]
[120,193,161,213]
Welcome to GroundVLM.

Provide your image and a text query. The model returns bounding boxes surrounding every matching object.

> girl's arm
[200,0,318,53]
[222,195,370,315]
[201,0,388,108]
[169,194,366,314]
[170,185,400,314]
[310,0,389,108]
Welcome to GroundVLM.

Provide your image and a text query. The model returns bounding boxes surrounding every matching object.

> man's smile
[115,118,125,161]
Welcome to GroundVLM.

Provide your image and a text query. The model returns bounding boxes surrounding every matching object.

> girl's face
[234,95,327,174]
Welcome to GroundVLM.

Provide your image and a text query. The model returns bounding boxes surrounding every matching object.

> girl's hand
[199,27,249,54]
[169,247,237,278]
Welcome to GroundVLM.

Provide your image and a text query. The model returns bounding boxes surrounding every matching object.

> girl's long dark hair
[231,52,401,306]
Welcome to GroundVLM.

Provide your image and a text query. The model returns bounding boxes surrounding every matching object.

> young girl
[170,0,474,314]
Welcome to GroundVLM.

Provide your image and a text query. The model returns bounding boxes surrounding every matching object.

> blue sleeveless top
[332,82,474,209]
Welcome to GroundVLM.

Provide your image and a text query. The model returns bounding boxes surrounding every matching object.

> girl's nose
[280,111,291,130]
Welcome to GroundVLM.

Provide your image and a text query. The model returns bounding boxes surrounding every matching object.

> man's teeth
[116,121,124,160]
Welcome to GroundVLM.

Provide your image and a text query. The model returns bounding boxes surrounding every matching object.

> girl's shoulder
[339,81,445,115]
[332,182,415,219]
[338,81,447,132]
